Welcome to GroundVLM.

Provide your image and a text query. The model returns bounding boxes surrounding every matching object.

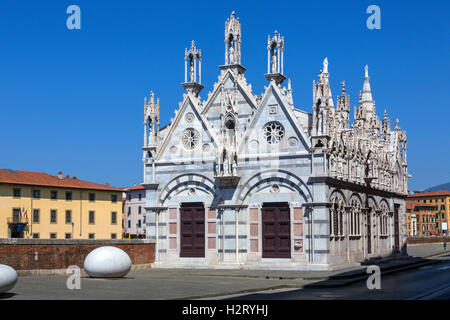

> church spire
[224,11,241,65]
[144,91,160,148]
[182,40,203,96]
[361,65,373,102]
[265,30,286,85]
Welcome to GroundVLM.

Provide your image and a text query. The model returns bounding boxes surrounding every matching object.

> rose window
[263,122,285,144]
[181,128,200,150]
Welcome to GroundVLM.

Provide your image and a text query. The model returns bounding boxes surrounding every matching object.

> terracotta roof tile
[408,190,450,198]
[0,169,124,192]
[125,184,145,191]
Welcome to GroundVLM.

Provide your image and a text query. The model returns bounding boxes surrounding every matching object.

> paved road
[225,253,450,300]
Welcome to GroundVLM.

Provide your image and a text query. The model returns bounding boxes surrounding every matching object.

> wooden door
[180,203,205,257]
[262,203,291,258]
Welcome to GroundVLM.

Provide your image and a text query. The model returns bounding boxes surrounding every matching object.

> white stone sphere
[0,264,18,293]
[84,246,132,278]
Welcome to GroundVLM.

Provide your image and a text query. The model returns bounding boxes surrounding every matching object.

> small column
[143,120,147,147]
[277,47,280,73]
[184,58,187,83]
[238,41,241,64]
[267,48,270,74]
[199,59,201,84]
[225,42,228,65]
[194,57,197,83]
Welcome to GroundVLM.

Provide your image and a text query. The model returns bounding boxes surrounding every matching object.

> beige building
[0,169,123,239]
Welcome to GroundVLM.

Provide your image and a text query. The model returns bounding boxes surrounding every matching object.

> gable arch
[379,198,390,212]
[159,173,221,205]
[349,193,363,206]
[329,189,346,204]
[237,169,312,204]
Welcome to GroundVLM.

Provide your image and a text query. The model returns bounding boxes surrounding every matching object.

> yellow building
[0,169,124,239]
[407,190,450,236]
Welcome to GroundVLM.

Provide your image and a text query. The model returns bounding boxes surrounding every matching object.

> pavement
[0,244,448,300]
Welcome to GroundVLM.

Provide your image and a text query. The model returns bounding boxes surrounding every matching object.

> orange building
[407,190,450,236]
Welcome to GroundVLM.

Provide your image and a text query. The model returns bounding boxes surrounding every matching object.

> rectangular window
[88,233,95,239]
[89,193,95,202]
[139,193,142,201]
[32,189,40,199]
[128,220,131,228]
[12,208,20,222]
[65,233,72,239]
[32,233,40,239]
[66,191,72,201]
[33,209,40,223]
[138,219,141,227]
[50,210,57,223]
[111,233,117,239]
[111,211,117,224]
[50,233,57,239]
[111,194,117,203]
[13,188,21,198]
[127,207,131,216]
[138,206,142,214]
[128,194,131,201]
[89,211,95,224]
[50,190,57,200]
[65,210,72,224]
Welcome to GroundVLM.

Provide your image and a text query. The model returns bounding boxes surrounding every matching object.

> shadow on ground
[0,292,16,299]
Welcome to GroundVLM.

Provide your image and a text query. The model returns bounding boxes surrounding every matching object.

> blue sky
[0,0,448,190]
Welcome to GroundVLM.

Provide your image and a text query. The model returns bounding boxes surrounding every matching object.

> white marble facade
[142,12,409,270]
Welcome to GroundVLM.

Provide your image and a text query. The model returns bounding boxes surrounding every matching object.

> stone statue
[318,111,323,135]
[190,62,194,83]
[323,57,328,74]
[271,54,277,73]
[229,46,235,64]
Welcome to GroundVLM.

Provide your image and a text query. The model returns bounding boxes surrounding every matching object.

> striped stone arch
[237,169,312,204]
[159,173,219,204]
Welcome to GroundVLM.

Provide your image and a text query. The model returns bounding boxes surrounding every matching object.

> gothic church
[142,12,409,270]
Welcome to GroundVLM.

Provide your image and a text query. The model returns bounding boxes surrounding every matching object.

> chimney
[72,176,77,180]
[105,183,110,186]
[58,171,63,180]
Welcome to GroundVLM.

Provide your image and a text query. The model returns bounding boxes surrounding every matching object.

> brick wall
[407,237,448,245]
[0,239,155,271]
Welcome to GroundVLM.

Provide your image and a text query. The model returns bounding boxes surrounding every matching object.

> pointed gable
[156,93,219,161]
[201,70,258,136]
[238,82,311,155]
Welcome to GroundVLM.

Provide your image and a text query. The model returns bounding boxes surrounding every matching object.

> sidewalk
[2,245,447,300]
